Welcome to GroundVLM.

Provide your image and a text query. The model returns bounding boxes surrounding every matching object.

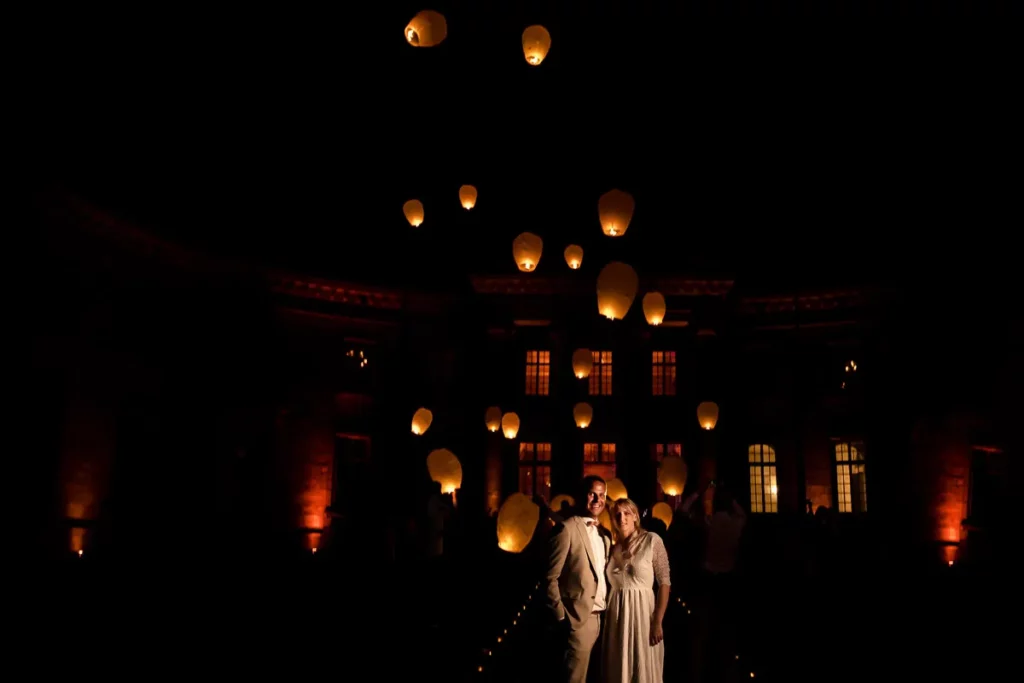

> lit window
[583,443,616,481]
[525,350,550,396]
[651,351,676,396]
[519,443,552,502]
[748,444,778,513]
[652,443,682,504]
[589,351,613,396]
[834,441,867,513]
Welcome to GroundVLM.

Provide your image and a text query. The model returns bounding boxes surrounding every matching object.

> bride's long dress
[603,532,672,683]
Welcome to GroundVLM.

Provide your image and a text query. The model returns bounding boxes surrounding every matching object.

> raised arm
[650,533,672,645]
[680,491,701,513]
[546,523,570,621]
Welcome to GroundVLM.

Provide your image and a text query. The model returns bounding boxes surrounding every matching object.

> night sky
[30,3,1019,291]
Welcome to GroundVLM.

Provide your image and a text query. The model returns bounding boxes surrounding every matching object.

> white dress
[603,532,671,683]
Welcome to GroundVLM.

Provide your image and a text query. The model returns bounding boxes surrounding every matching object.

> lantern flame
[459,184,478,210]
[572,348,593,379]
[697,401,719,431]
[405,10,447,47]
[403,199,424,227]
[426,448,463,495]
[497,493,541,553]
[521,25,552,66]
[643,292,666,326]
[501,412,521,439]
[598,189,635,237]
[564,244,583,270]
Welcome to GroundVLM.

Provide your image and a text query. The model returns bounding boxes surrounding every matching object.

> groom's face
[585,482,606,519]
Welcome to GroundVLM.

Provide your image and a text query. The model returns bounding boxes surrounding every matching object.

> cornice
[269,273,403,310]
[470,275,734,297]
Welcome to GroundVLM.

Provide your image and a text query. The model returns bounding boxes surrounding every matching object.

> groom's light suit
[546,514,612,683]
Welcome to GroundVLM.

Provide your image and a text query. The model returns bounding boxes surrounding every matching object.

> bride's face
[614,507,636,537]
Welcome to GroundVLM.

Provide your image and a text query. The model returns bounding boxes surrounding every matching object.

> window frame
[832,439,867,514]
[524,350,550,396]
[518,442,552,502]
[651,350,677,396]
[583,442,617,481]
[747,443,779,514]
[589,350,613,396]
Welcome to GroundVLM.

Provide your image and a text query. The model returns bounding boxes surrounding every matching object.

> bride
[603,498,672,683]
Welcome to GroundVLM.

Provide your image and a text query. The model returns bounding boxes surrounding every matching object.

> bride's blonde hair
[609,498,647,547]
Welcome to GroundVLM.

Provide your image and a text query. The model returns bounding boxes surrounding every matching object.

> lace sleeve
[650,533,671,587]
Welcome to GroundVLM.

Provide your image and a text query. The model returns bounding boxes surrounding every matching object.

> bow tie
[585,520,599,527]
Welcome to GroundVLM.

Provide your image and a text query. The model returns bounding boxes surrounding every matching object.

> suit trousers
[564,611,601,683]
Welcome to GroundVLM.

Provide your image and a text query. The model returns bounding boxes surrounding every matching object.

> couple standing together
[547,475,672,683]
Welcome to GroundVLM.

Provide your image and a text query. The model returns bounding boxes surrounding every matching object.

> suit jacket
[546,514,612,630]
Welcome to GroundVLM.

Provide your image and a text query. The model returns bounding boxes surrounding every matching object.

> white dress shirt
[585,520,607,612]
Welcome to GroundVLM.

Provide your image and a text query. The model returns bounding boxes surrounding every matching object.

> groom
[545,475,612,683]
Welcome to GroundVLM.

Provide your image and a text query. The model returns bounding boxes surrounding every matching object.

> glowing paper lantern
[501,412,520,439]
[497,493,540,552]
[573,402,593,429]
[512,232,543,272]
[572,348,593,379]
[411,407,433,435]
[598,189,635,237]
[697,401,719,430]
[564,244,583,270]
[426,448,463,494]
[521,25,552,66]
[485,406,502,432]
[606,478,628,503]
[459,184,478,210]
[657,455,688,497]
[403,199,424,227]
[643,292,666,325]
[405,10,447,47]
[596,262,639,320]
[550,494,575,512]
[652,502,674,529]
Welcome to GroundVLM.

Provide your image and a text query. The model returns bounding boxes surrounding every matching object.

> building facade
[35,197,1016,570]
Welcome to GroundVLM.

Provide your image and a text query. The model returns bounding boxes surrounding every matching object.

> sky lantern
[596,262,639,320]
[572,348,593,378]
[573,402,593,429]
[521,25,551,65]
[497,493,540,552]
[697,401,720,431]
[411,407,433,435]
[512,232,543,272]
[459,184,478,210]
[606,478,628,503]
[564,244,583,270]
[426,448,462,494]
[485,406,502,432]
[657,455,688,496]
[501,412,520,439]
[643,292,666,325]
[598,189,635,237]
[403,199,424,227]
[405,10,447,47]
[651,502,674,529]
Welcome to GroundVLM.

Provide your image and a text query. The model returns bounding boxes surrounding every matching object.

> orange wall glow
[59,393,114,553]
[277,400,335,549]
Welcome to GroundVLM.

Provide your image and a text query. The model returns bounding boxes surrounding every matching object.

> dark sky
[32,2,1020,291]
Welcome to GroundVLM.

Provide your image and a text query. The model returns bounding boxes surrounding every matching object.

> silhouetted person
[683,481,746,683]
[546,475,612,683]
